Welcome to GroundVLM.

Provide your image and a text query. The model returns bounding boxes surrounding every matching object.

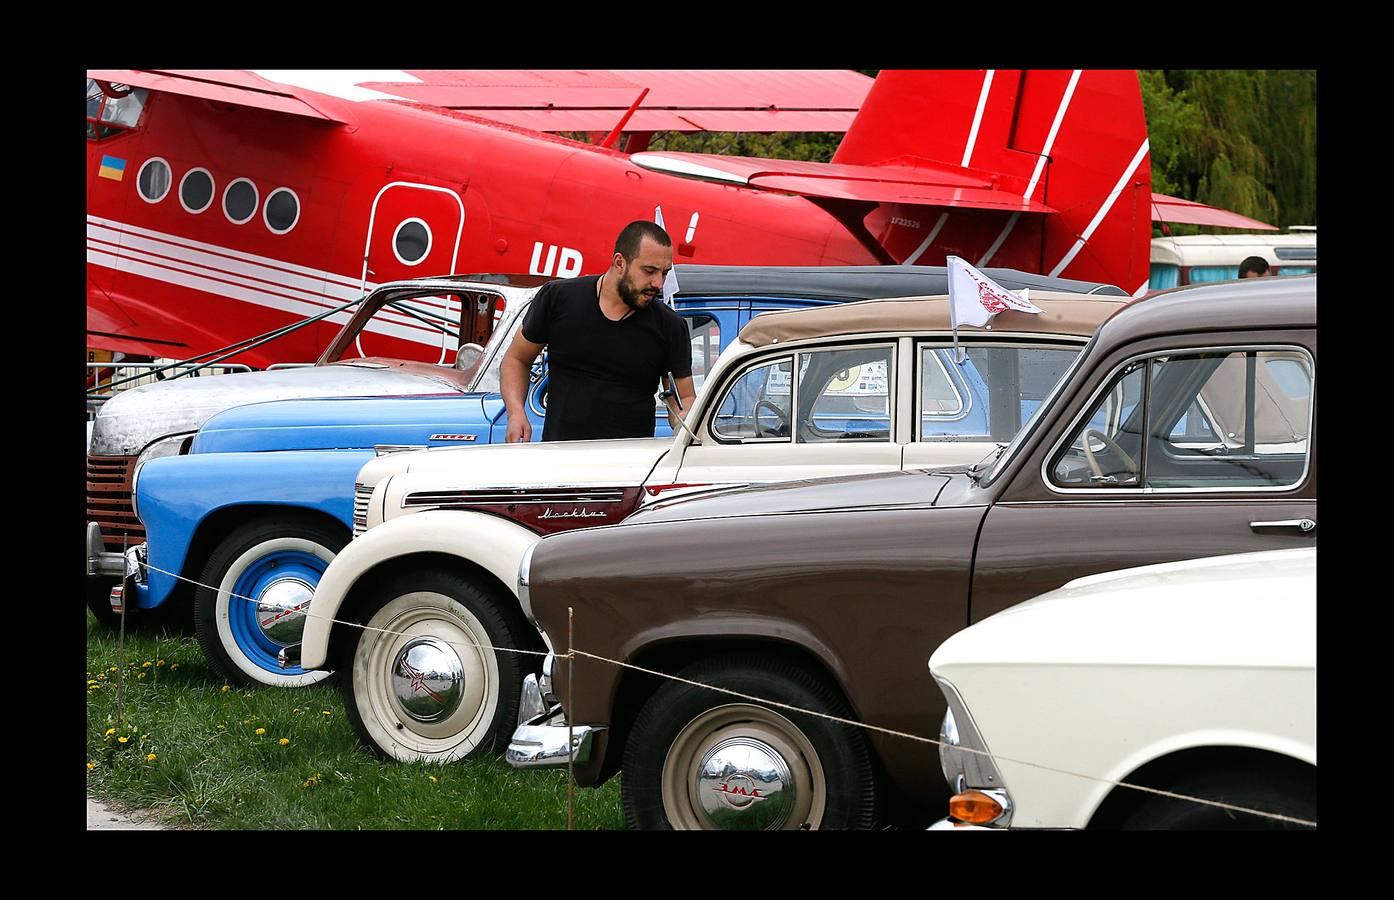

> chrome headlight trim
[517,540,538,624]
[933,675,1009,810]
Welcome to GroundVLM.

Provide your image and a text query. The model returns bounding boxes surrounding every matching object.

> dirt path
[87,796,169,830]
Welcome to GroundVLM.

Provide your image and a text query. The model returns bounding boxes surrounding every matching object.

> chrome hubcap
[695,737,794,830]
[391,637,465,723]
[254,578,314,647]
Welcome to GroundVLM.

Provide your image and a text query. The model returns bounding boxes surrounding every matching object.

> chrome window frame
[707,352,796,445]
[1042,343,1315,496]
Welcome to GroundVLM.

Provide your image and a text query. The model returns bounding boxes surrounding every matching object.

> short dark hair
[614,220,672,261]
[1238,256,1270,277]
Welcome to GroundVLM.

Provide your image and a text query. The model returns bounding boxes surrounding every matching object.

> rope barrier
[129,560,1317,829]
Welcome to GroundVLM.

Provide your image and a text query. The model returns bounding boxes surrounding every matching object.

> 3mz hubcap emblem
[696,737,794,830]
[391,637,465,723]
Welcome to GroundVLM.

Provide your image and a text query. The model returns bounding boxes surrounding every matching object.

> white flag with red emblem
[654,205,680,305]
[947,256,1044,329]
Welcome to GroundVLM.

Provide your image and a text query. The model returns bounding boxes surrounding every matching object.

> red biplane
[86,69,1267,368]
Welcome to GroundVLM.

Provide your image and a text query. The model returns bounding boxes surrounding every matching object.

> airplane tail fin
[834,70,1152,295]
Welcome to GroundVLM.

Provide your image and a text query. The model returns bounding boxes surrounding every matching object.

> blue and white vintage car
[119,266,1127,693]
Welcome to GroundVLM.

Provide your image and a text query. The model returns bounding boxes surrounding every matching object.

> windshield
[979,334,1098,487]
[468,297,531,393]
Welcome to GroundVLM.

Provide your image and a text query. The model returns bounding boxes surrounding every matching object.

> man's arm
[663,375,697,431]
[501,333,547,442]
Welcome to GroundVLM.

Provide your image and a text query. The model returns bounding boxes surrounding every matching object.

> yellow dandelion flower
[278,738,289,746]
[97,673,106,680]
[104,727,115,736]
[146,753,157,762]
[217,725,226,731]
[87,762,96,770]
[88,680,98,686]
[170,663,179,671]
[142,661,152,668]
[221,685,229,693]
[109,666,118,672]
[156,659,165,667]
[321,709,332,716]
[137,672,146,680]
[255,727,266,735]
[292,708,301,714]
[429,775,438,784]
[118,736,129,744]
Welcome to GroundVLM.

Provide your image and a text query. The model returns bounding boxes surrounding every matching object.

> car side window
[795,345,893,443]
[711,356,793,442]
[1050,347,1313,490]
[920,345,1080,441]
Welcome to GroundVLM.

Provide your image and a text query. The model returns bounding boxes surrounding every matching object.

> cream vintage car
[929,547,1316,830]
[294,290,1126,764]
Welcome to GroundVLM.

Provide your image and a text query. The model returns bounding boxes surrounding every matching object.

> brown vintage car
[512,275,1317,829]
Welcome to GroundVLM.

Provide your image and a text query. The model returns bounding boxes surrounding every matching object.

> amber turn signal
[949,790,1004,825]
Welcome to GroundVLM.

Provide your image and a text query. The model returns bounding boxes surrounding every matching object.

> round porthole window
[223,178,259,225]
[137,158,171,204]
[264,188,300,234]
[179,168,215,214]
[392,218,432,266]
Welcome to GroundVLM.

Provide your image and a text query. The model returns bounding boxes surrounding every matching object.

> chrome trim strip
[404,489,626,508]
[1250,518,1317,532]
[1040,344,1314,497]
[933,675,1011,825]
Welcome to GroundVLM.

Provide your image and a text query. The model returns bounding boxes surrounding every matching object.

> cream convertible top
[738,291,1129,347]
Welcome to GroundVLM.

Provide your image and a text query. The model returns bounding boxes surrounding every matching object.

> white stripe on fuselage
[85,216,456,349]
[1023,69,1082,203]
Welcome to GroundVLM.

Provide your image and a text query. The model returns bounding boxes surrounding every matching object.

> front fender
[300,509,540,670]
[135,450,374,608]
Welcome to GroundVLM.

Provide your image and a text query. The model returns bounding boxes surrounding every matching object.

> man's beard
[617,270,656,311]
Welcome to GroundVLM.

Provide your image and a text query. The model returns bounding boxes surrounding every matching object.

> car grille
[87,455,144,551]
[353,482,372,538]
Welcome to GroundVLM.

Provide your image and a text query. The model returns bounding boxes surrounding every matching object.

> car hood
[930,547,1316,673]
[89,361,466,456]
[367,436,674,499]
[624,468,962,526]
[192,392,502,454]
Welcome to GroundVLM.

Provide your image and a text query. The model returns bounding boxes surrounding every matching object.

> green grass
[85,613,624,829]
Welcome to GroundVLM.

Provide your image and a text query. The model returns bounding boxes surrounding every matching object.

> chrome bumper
[86,523,129,577]
[505,673,603,768]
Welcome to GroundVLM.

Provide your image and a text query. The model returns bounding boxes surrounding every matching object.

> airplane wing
[1150,192,1279,231]
[630,151,1055,213]
[88,70,872,133]
[87,69,348,123]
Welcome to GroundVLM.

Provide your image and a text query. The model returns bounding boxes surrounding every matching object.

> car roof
[369,266,1129,301]
[737,291,1128,347]
[1101,275,1316,347]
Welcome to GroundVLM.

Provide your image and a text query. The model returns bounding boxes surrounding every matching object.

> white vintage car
[928,547,1316,830]
[294,290,1126,764]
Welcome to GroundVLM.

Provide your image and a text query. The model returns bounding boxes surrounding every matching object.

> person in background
[1238,256,1271,278]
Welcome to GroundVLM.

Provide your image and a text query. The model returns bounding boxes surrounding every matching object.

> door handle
[1250,518,1316,534]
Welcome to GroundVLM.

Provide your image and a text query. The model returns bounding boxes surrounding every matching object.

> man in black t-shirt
[500,221,696,442]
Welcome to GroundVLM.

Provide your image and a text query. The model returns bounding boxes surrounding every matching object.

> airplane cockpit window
[86,80,148,141]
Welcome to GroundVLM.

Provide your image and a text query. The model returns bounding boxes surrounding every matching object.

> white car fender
[300,509,540,670]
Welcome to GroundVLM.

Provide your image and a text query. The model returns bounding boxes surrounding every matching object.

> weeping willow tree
[1141,69,1316,230]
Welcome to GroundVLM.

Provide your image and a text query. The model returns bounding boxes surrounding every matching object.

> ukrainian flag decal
[98,155,126,181]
